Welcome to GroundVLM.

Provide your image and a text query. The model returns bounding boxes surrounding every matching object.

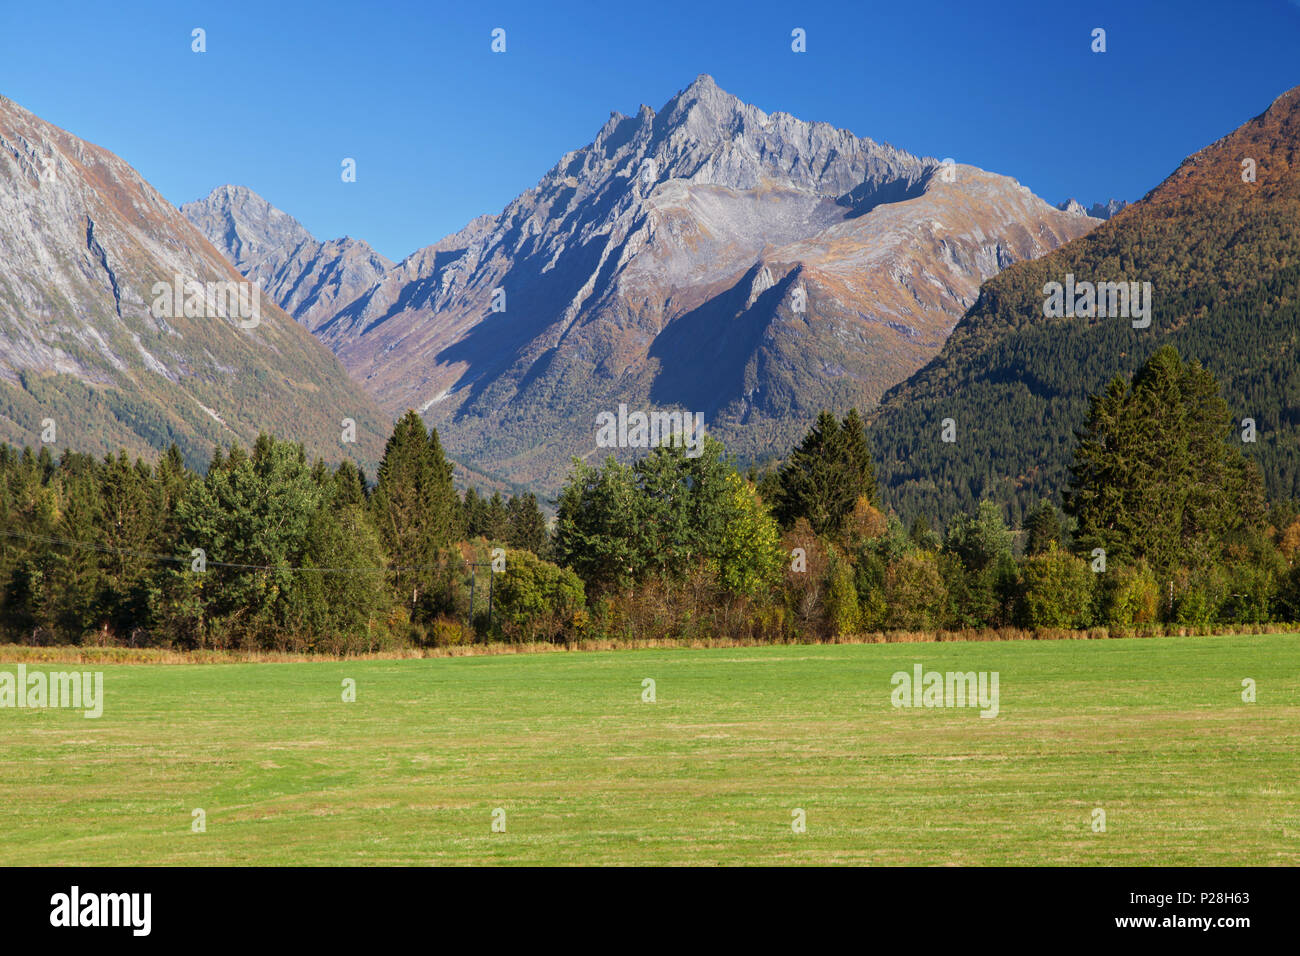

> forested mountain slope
[870,85,1300,526]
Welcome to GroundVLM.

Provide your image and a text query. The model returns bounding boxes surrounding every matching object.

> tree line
[2,346,1298,651]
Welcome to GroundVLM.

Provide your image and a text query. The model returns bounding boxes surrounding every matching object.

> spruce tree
[505,493,547,554]
[427,425,462,543]
[97,451,162,634]
[462,487,485,538]
[484,492,509,543]
[372,411,444,612]
[332,459,367,509]
[1024,501,1063,556]
[1065,346,1265,575]
[773,409,879,535]
[841,408,879,506]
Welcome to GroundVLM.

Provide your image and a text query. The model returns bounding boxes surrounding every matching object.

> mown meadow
[3,633,1296,865]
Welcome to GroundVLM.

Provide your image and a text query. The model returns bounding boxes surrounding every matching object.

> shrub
[1274,563,1300,621]
[716,473,785,596]
[781,519,830,638]
[1096,560,1159,626]
[427,618,471,647]
[853,551,889,631]
[885,551,948,630]
[1171,566,1228,625]
[824,558,861,637]
[1218,563,1277,625]
[1018,545,1094,628]
[843,496,888,548]
[491,550,586,643]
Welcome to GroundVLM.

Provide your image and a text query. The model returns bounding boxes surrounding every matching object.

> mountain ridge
[181,185,393,333]
[0,95,390,472]
[1057,197,1128,219]
[192,74,1098,493]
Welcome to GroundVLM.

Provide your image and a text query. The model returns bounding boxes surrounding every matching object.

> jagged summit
[182,185,314,275]
[173,77,1098,492]
[183,186,393,333]
[282,76,1095,489]
[1057,197,1128,220]
[683,71,722,95]
[1087,198,1128,219]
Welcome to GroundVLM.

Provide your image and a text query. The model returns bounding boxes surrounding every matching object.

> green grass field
[2,634,1297,865]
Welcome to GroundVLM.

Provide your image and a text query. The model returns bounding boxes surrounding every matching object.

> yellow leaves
[1280,517,1300,566]
[845,496,887,543]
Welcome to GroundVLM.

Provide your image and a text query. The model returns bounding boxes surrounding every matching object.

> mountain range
[15,75,1289,519]
[185,74,1098,492]
[180,185,394,335]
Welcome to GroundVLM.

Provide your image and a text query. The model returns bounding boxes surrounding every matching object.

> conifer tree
[1065,346,1265,575]
[773,409,878,535]
[97,452,162,633]
[427,424,462,543]
[505,492,547,554]
[332,459,367,509]
[371,411,461,615]
[373,411,439,609]
[1023,501,1063,556]
[462,487,485,538]
[484,492,509,542]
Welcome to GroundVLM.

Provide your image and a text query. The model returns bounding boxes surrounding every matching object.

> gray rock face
[182,185,393,332]
[0,96,389,468]
[294,76,1093,486]
[171,75,1098,491]
[327,74,935,345]
[1057,197,1128,220]
[1087,198,1129,219]
[309,74,1097,490]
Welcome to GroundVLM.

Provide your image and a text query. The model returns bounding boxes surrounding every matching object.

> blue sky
[2,0,1296,262]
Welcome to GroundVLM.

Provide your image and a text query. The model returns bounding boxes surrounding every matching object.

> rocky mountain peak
[641,75,931,199]
[181,185,314,277]
[183,186,393,332]
[291,75,1098,491]
[1087,198,1128,219]
[658,72,741,125]
[1057,197,1128,220]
